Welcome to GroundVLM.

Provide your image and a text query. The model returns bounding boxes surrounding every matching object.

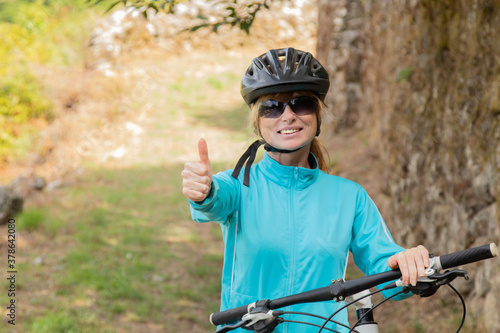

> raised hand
[181,138,213,202]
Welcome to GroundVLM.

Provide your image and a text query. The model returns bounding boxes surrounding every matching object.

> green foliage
[412,321,426,332]
[0,0,96,66]
[87,0,276,33]
[17,208,47,231]
[88,0,179,16]
[395,67,414,82]
[30,311,84,333]
[0,0,98,162]
[207,75,224,90]
[189,0,271,34]
[0,37,53,160]
[17,206,63,237]
[0,70,53,121]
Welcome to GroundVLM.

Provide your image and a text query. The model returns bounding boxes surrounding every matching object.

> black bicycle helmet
[241,48,330,105]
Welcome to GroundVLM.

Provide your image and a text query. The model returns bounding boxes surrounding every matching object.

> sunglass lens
[259,100,283,118]
[289,96,318,116]
[259,96,318,118]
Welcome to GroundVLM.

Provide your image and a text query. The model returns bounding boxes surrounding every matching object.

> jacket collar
[258,152,319,190]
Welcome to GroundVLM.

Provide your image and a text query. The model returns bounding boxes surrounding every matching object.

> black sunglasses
[258,96,319,118]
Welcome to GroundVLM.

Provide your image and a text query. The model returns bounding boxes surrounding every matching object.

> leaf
[93,0,275,34]
[395,67,414,82]
[147,3,159,13]
[226,6,236,18]
[189,23,209,32]
[104,1,123,13]
[212,22,222,33]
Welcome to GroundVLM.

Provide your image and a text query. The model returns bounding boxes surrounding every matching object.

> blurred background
[0,0,499,332]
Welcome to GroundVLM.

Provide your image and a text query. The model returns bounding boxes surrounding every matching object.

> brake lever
[405,269,469,298]
[242,308,274,326]
[213,307,278,333]
[429,269,469,284]
[213,320,250,333]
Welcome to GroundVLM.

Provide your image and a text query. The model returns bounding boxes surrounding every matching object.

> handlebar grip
[210,304,250,327]
[437,243,498,270]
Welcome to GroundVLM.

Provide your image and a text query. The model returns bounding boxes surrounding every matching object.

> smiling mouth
[279,128,301,135]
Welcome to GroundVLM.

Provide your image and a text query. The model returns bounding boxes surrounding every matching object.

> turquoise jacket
[189,152,406,332]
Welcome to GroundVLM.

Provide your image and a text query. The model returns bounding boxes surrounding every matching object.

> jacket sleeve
[188,169,240,224]
[349,187,411,300]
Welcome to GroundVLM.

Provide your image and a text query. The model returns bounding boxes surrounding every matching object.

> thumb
[198,138,211,167]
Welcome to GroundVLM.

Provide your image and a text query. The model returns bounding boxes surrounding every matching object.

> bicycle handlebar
[209,271,401,327]
[209,304,252,328]
[209,243,498,327]
[436,243,497,270]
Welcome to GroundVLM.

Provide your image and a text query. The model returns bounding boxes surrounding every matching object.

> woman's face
[258,92,318,151]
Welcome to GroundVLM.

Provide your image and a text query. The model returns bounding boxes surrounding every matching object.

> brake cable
[279,319,343,333]
[318,282,401,333]
[446,282,466,333]
[276,311,353,333]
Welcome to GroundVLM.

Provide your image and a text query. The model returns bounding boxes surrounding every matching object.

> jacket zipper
[285,167,299,333]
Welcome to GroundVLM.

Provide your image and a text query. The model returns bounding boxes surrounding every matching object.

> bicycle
[209,243,498,333]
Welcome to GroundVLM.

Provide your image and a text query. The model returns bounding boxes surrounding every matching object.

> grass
[16,208,46,232]
[3,163,224,332]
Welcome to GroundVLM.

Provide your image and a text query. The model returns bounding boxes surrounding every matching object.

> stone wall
[317,0,500,331]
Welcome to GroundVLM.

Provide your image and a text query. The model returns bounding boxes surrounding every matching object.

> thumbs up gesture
[182,138,213,202]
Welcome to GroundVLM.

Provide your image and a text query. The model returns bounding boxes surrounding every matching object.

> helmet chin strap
[231,129,320,187]
[231,139,265,187]
[263,142,302,154]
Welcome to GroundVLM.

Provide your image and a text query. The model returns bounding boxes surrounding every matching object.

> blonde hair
[248,91,331,173]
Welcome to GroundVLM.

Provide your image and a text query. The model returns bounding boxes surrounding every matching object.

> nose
[280,105,296,121]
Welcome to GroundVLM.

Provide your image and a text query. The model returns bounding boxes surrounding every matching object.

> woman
[182,48,429,332]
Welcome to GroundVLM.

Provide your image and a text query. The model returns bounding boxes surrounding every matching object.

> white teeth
[280,129,300,134]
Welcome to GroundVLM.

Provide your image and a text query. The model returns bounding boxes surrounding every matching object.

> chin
[277,142,309,151]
